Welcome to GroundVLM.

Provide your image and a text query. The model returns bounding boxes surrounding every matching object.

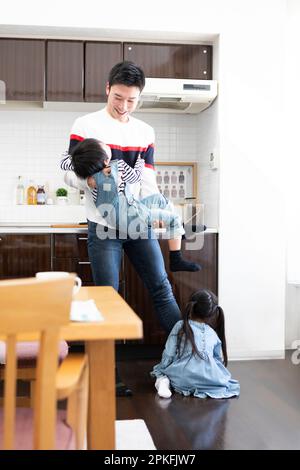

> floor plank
[117,351,300,450]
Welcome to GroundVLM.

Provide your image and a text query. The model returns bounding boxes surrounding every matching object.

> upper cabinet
[0,39,213,103]
[124,43,212,80]
[85,42,122,102]
[0,39,45,101]
[46,40,84,102]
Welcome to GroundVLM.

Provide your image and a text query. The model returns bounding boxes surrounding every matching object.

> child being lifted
[71,138,202,273]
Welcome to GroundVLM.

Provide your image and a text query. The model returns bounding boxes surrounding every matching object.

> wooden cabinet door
[124,233,218,345]
[46,40,83,101]
[0,39,45,100]
[0,234,51,279]
[124,43,212,79]
[52,234,93,285]
[85,42,122,102]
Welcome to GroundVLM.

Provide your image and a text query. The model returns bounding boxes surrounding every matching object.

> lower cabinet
[0,232,218,346]
[124,233,218,345]
[0,234,51,279]
[52,234,94,286]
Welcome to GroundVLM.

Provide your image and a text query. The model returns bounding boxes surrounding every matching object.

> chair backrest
[0,275,74,449]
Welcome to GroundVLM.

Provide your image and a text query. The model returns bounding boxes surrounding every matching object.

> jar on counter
[27,180,37,205]
[37,185,46,205]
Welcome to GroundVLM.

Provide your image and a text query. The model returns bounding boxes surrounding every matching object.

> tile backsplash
[0,105,218,227]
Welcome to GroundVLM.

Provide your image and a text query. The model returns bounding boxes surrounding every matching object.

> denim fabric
[151,321,240,399]
[87,221,181,333]
[93,162,184,238]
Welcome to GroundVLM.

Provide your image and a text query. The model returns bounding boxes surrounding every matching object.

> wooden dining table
[61,286,143,450]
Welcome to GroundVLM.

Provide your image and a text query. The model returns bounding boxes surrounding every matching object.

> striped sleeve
[60,152,73,171]
[119,157,145,184]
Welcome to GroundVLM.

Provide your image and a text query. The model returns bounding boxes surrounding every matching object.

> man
[62,61,182,396]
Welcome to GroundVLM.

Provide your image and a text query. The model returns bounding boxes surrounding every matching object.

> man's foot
[169,250,201,272]
[116,381,133,397]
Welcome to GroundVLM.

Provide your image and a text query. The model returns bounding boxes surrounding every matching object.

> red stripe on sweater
[145,163,154,170]
[108,144,154,152]
[70,134,84,141]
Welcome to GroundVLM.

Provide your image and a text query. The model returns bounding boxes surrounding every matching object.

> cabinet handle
[78,261,91,265]
[0,237,2,241]
[78,237,88,240]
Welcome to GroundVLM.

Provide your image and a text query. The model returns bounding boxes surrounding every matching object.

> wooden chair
[0,276,88,450]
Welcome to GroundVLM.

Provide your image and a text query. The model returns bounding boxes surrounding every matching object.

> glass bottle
[179,185,185,199]
[171,185,177,198]
[16,176,25,205]
[37,185,46,205]
[163,171,170,184]
[27,180,37,205]
[171,171,177,184]
[178,171,185,183]
[156,171,162,184]
[163,185,170,198]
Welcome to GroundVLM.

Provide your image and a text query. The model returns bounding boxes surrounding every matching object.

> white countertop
[0,225,88,234]
[0,225,217,234]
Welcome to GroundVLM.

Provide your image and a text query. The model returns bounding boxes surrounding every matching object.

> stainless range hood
[135,77,218,114]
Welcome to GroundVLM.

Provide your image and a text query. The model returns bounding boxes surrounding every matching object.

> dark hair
[108,61,145,92]
[177,289,228,366]
[70,138,108,178]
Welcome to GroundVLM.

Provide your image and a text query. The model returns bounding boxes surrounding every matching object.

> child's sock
[169,250,201,272]
[155,377,172,398]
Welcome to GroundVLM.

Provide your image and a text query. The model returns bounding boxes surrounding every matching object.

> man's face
[106,83,140,122]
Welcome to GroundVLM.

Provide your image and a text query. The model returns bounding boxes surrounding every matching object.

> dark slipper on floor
[116,381,133,397]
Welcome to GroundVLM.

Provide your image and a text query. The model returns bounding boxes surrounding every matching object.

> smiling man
[62,61,182,396]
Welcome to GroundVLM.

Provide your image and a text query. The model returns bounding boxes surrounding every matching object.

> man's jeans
[87,221,181,333]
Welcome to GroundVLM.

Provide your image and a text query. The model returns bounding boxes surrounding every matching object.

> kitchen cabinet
[124,233,218,345]
[52,234,93,285]
[46,40,84,102]
[0,39,45,101]
[85,42,122,102]
[0,234,51,279]
[123,43,212,80]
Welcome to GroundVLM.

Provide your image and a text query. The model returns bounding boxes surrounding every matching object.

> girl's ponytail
[215,306,228,366]
[177,301,202,359]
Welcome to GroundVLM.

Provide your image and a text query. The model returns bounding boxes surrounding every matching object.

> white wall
[0,107,218,225]
[284,0,300,347]
[0,0,287,359]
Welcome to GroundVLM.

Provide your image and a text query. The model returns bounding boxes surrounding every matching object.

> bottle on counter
[27,180,37,205]
[16,175,25,205]
[37,185,46,205]
[79,190,86,206]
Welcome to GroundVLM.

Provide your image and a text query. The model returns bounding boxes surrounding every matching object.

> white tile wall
[0,105,218,227]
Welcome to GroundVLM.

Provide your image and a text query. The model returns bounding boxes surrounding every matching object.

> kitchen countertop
[0,225,218,234]
[0,224,88,234]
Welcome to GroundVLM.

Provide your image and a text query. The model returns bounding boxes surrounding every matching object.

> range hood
[135,77,217,114]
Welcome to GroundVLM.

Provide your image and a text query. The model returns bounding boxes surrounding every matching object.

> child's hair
[70,138,108,178]
[177,289,228,366]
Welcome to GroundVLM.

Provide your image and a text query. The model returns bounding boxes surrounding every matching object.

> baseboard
[228,349,285,361]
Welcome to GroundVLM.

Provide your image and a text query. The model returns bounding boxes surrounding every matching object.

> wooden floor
[117,351,300,450]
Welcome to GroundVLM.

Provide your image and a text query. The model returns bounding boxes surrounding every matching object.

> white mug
[35,271,82,295]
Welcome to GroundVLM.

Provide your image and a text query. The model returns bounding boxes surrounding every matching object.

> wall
[0,107,218,226]
[0,0,287,359]
[284,0,300,348]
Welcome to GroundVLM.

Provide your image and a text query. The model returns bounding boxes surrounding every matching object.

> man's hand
[87,176,96,189]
